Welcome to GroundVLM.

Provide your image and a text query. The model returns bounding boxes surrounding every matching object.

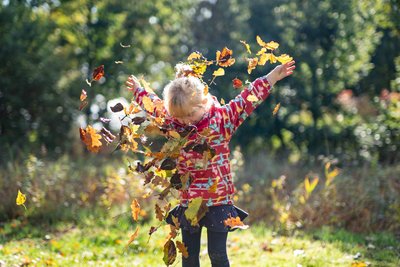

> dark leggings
[181,227,230,267]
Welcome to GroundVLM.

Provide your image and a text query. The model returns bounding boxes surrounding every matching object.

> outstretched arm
[218,60,296,138]
[125,75,164,116]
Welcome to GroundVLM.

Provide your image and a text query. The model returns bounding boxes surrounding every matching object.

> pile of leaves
[77,36,292,265]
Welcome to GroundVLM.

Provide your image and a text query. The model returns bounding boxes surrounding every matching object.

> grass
[0,212,398,267]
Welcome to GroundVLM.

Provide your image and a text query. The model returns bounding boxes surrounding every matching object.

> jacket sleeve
[216,75,273,139]
[131,86,164,117]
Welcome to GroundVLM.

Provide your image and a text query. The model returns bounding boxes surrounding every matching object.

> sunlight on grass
[0,218,398,267]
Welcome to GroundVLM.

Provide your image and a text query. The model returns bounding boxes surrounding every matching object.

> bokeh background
[0,0,399,266]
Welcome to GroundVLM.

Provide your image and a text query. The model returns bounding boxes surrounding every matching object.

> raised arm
[217,60,296,139]
[126,75,164,116]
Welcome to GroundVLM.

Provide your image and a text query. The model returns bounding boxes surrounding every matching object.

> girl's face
[175,98,210,125]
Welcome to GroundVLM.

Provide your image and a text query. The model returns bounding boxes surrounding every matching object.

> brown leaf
[163,239,177,266]
[92,65,104,81]
[155,203,164,221]
[176,241,189,258]
[110,103,124,112]
[216,47,235,67]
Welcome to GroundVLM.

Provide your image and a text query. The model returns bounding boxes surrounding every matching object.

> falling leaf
[126,226,140,249]
[100,117,111,123]
[256,35,267,47]
[115,60,124,64]
[187,52,202,61]
[171,215,180,228]
[163,239,177,266]
[208,177,218,193]
[216,47,235,67]
[130,199,141,222]
[100,127,116,144]
[92,65,104,81]
[232,78,243,89]
[223,216,249,230]
[258,53,268,66]
[277,54,293,64]
[16,190,27,210]
[138,77,155,94]
[266,53,278,64]
[203,85,209,96]
[247,57,258,74]
[305,176,319,194]
[220,98,225,105]
[273,103,281,116]
[240,40,251,54]
[213,68,225,77]
[79,101,88,111]
[160,158,177,170]
[155,204,164,221]
[176,241,189,258]
[184,197,203,226]
[246,95,259,102]
[256,36,279,50]
[110,103,124,112]
[80,89,87,101]
[120,42,131,48]
[142,96,155,113]
[265,41,279,50]
[79,125,102,153]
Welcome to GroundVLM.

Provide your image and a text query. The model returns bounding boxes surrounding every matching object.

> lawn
[0,213,398,267]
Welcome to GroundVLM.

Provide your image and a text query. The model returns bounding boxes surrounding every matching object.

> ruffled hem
[165,204,249,234]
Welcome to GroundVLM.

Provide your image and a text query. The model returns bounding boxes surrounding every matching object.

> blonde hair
[163,76,208,118]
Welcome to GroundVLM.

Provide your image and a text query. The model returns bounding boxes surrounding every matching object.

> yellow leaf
[267,53,278,64]
[247,57,259,74]
[184,197,203,226]
[139,77,155,93]
[277,54,293,64]
[126,226,140,249]
[258,53,268,66]
[256,35,268,47]
[220,98,225,105]
[130,199,141,222]
[213,68,225,77]
[203,85,209,96]
[246,95,259,102]
[273,103,281,116]
[265,41,279,50]
[142,96,155,113]
[256,48,267,56]
[187,52,202,61]
[240,40,251,54]
[16,190,27,210]
[176,241,189,258]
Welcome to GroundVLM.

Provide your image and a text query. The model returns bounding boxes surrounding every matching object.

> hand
[126,75,141,91]
[266,60,296,86]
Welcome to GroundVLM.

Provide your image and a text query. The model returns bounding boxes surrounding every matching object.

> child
[126,60,295,267]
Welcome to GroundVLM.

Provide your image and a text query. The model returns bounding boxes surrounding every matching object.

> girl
[126,60,295,267]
